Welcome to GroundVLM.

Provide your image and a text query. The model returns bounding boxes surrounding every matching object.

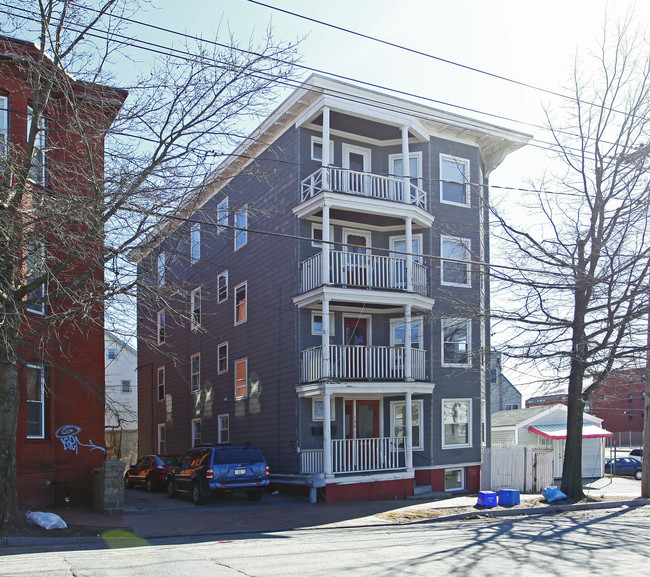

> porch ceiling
[296,381,435,397]
[311,110,407,142]
[293,286,435,312]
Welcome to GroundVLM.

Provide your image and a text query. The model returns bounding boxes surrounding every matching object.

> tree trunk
[0,359,19,528]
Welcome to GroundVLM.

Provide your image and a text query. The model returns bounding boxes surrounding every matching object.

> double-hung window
[191,353,201,392]
[390,400,423,450]
[0,96,7,156]
[440,155,470,206]
[234,282,247,325]
[441,236,471,287]
[218,414,230,443]
[217,342,229,374]
[157,310,165,345]
[217,198,228,231]
[192,419,201,446]
[27,106,46,185]
[157,252,165,286]
[234,207,247,250]
[441,318,470,367]
[191,223,200,263]
[442,399,472,448]
[190,287,201,330]
[235,358,248,399]
[157,366,165,401]
[26,364,45,439]
[217,270,228,303]
[26,242,45,314]
[158,424,166,454]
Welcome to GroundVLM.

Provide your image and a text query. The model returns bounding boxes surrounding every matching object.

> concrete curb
[2,498,649,549]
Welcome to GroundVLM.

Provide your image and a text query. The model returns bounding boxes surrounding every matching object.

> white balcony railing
[300,251,428,295]
[300,437,402,474]
[301,167,426,208]
[301,345,426,383]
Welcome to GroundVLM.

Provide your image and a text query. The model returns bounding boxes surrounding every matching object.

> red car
[125,455,180,492]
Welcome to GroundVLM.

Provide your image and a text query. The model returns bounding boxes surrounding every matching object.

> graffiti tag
[55,425,105,453]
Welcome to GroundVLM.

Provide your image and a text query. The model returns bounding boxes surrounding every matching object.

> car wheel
[191,480,207,505]
[247,490,263,502]
[635,470,643,480]
[167,478,178,499]
[146,477,155,492]
[124,475,134,489]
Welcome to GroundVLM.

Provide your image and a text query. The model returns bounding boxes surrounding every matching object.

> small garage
[491,404,612,479]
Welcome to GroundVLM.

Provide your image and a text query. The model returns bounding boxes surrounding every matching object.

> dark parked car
[167,444,270,505]
[125,455,180,492]
[604,456,643,480]
[629,448,643,458]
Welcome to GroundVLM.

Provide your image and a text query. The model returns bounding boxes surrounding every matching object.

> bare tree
[0,0,299,529]
[491,17,650,500]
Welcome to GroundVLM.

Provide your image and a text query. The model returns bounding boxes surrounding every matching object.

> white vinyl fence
[482,445,553,493]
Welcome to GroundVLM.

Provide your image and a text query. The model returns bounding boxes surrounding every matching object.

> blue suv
[167,444,270,504]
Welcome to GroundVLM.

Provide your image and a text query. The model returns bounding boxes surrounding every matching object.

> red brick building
[1,36,126,508]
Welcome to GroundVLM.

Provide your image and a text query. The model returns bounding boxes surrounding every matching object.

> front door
[343,144,371,194]
[344,399,380,471]
[344,317,367,379]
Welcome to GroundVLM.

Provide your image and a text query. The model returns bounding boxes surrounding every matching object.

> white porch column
[322,204,330,285]
[401,125,411,202]
[322,107,330,190]
[405,216,413,292]
[323,391,333,478]
[322,298,331,379]
[405,391,413,470]
[404,303,413,381]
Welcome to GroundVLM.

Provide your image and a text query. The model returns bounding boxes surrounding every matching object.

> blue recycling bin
[498,489,520,506]
[477,491,497,507]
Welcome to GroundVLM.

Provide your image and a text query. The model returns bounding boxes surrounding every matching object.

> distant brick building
[1,36,126,508]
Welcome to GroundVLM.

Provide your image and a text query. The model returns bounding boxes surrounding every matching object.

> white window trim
[311,135,335,163]
[217,198,229,231]
[157,366,165,401]
[190,287,201,331]
[157,252,165,286]
[389,316,423,348]
[157,309,165,345]
[217,270,228,303]
[218,414,230,443]
[390,399,424,451]
[217,342,229,374]
[191,352,201,393]
[191,223,200,263]
[157,424,166,454]
[342,143,371,171]
[27,105,46,185]
[26,243,46,315]
[312,397,336,421]
[311,311,335,336]
[311,223,335,248]
[235,358,248,400]
[26,363,45,439]
[440,154,470,207]
[388,150,423,188]
[0,95,8,150]
[234,282,247,326]
[234,207,248,251]
[389,234,423,263]
[441,318,471,368]
[445,468,466,492]
[442,398,472,449]
[343,314,372,346]
[192,418,201,447]
[441,235,472,288]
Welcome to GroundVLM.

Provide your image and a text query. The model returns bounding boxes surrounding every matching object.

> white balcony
[301,167,426,208]
[300,251,428,295]
[301,345,426,383]
[300,437,402,474]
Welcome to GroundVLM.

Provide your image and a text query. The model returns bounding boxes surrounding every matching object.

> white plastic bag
[26,510,67,530]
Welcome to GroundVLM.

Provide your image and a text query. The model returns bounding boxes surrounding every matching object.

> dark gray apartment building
[134,75,529,501]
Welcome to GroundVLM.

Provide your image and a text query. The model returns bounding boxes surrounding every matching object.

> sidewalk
[2,476,647,549]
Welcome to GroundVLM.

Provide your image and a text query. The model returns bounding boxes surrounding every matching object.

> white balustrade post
[322,205,330,286]
[405,216,413,292]
[405,304,413,381]
[405,391,413,470]
[322,298,330,379]
[401,125,411,202]
[322,107,330,190]
[323,391,333,477]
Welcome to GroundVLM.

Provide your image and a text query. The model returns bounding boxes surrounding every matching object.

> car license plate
[234,467,246,475]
